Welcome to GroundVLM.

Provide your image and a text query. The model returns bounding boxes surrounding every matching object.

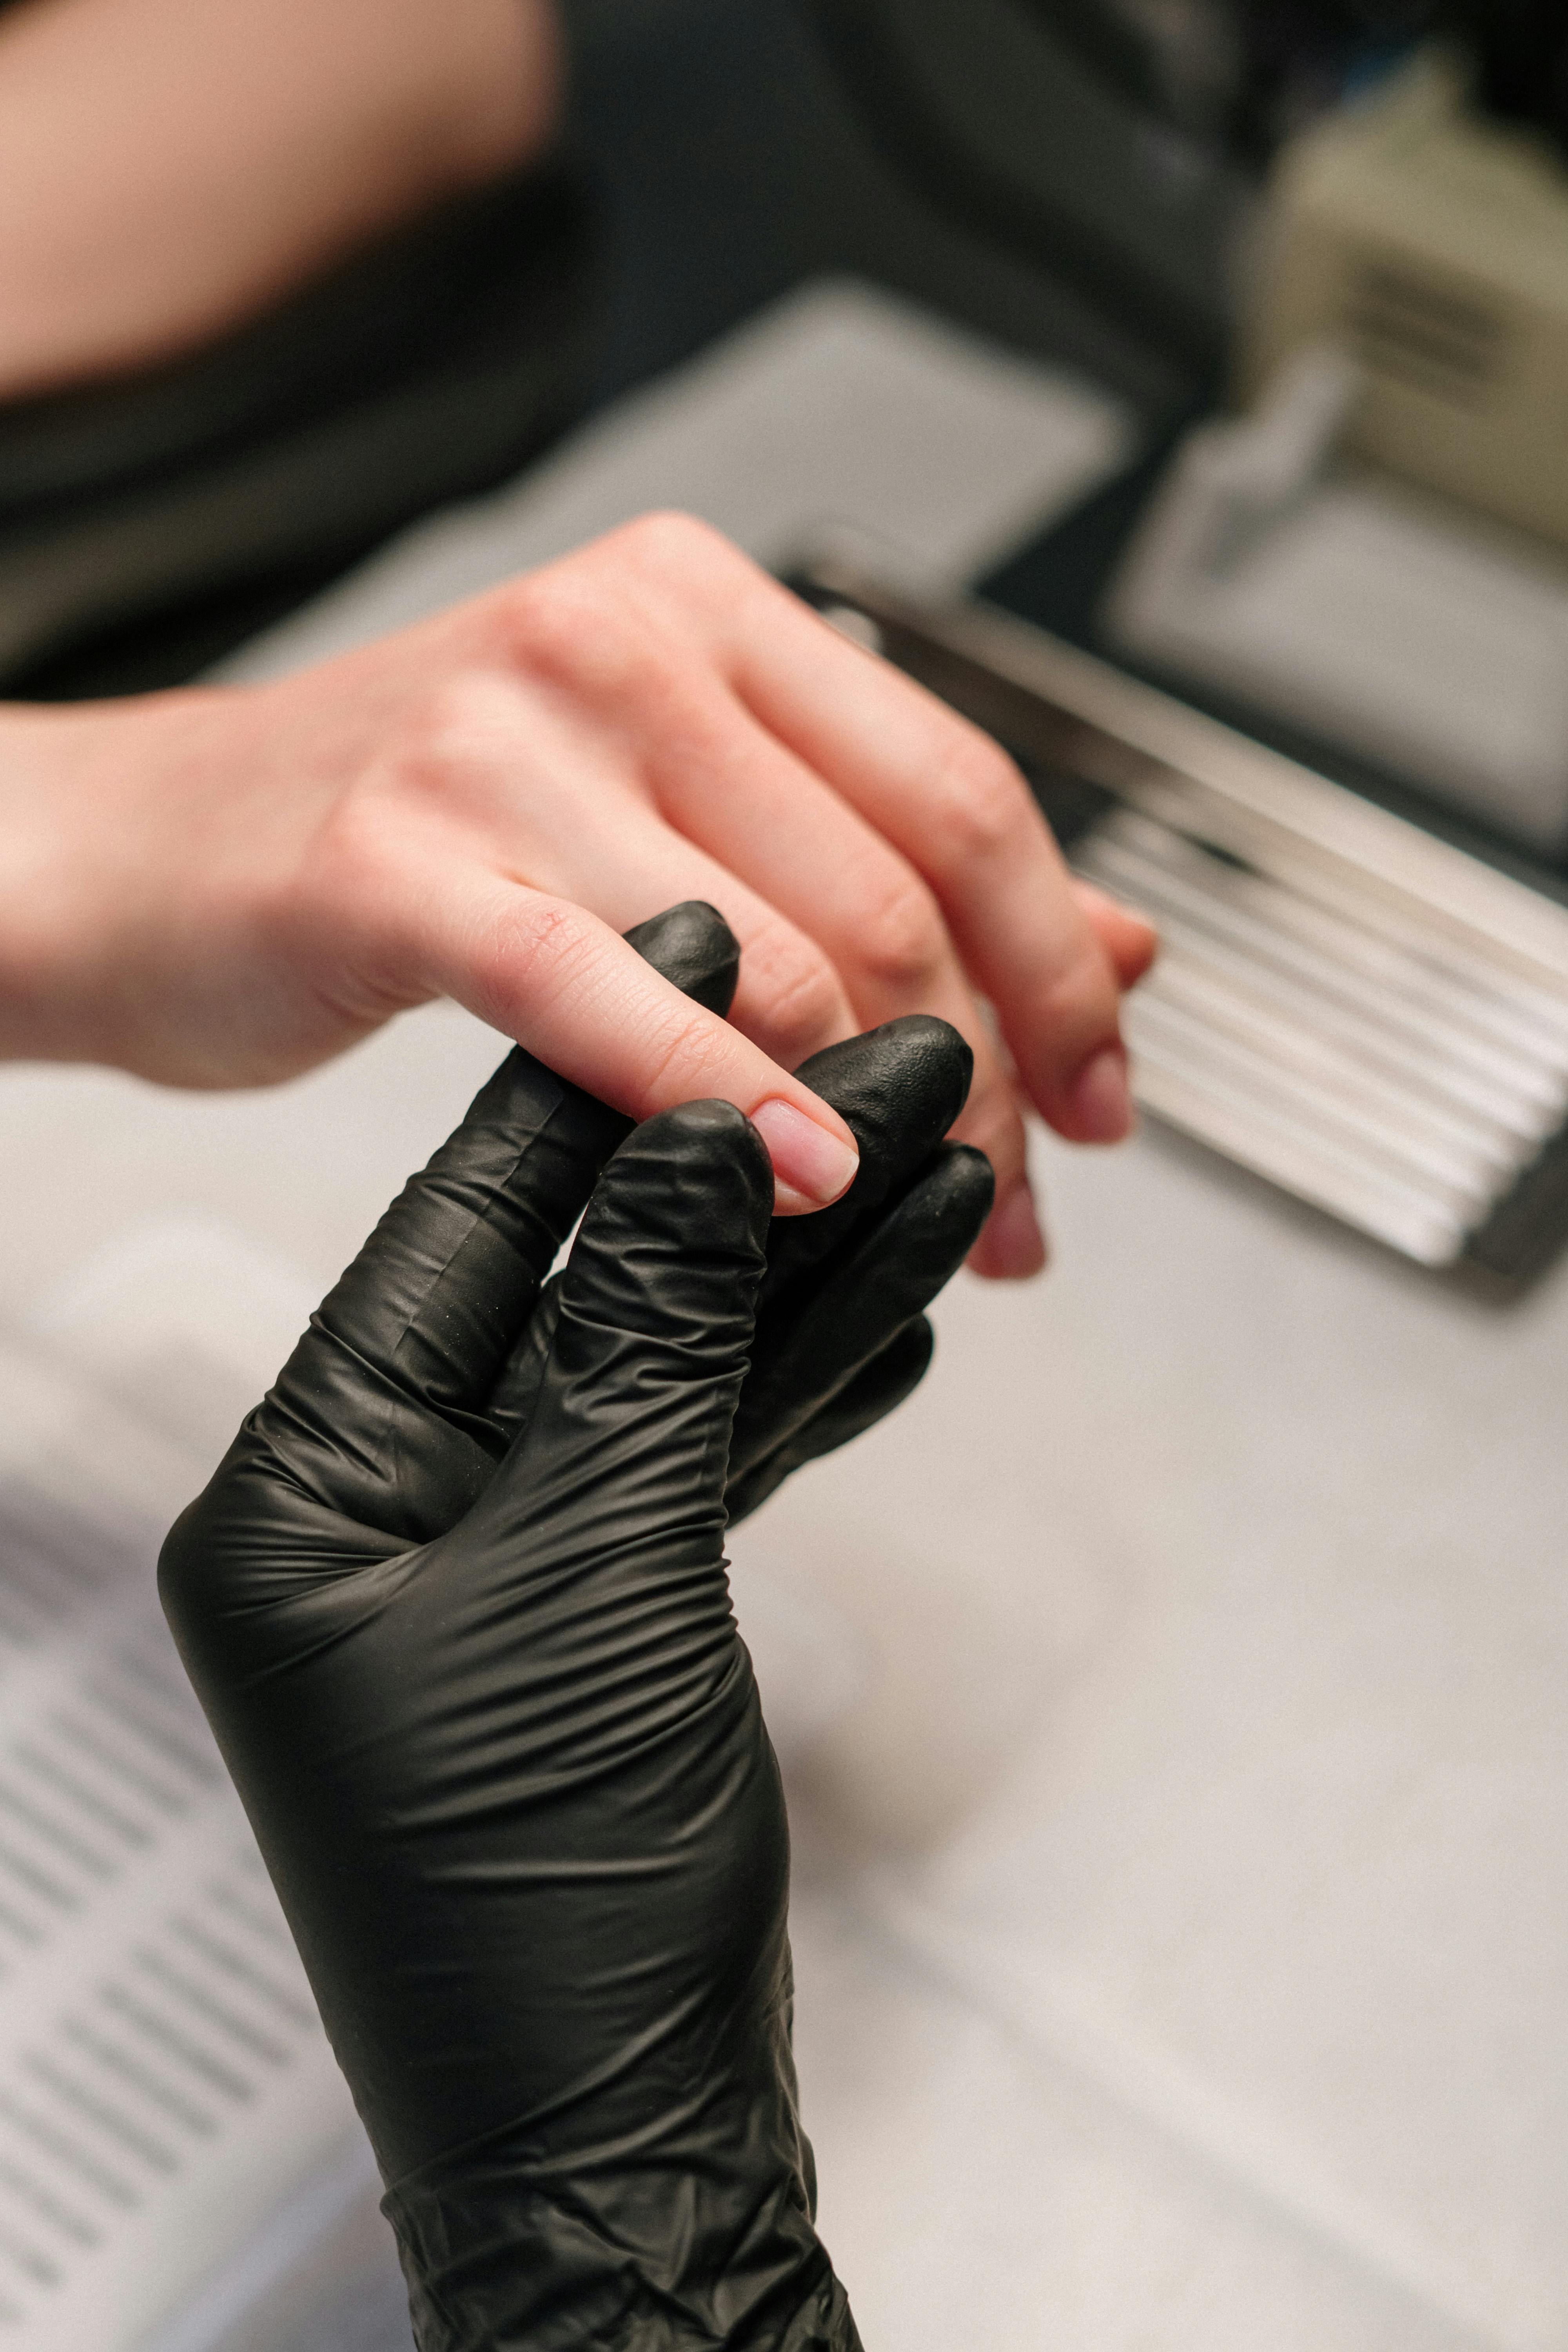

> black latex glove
[160,902,992,2352]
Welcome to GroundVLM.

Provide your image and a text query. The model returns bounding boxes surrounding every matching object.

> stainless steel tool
[794,553,1568,1279]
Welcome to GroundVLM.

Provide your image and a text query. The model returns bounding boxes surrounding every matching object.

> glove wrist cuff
[383,2138,862,2352]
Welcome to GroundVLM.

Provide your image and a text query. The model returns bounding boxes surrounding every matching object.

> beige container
[1242,50,1568,551]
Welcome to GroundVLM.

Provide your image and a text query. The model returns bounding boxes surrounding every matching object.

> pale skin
[0,0,1155,1273]
[0,0,561,401]
[0,514,1153,1267]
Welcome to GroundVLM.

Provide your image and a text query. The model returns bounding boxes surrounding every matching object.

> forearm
[0,0,561,401]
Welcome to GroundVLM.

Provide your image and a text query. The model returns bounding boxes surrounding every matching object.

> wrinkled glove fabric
[160,902,992,2351]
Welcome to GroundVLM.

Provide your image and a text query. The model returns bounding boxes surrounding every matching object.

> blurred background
[14,0,1568,879]
[7,2,1561,713]
[4,4,1568,2348]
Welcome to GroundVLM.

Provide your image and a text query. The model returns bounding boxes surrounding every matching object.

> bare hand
[0,515,1154,1270]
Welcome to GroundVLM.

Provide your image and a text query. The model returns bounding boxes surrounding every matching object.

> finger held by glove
[256,902,746,1541]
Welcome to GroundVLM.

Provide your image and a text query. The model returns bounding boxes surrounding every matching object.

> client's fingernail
[981,1182,1047,1278]
[1070,1044,1134,1143]
[750,1098,860,1212]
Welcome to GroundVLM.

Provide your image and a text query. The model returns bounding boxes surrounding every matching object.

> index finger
[398,862,863,1213]
[259,902,746,1543]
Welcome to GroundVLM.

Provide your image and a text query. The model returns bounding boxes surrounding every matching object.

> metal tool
[792,553,1568,1279]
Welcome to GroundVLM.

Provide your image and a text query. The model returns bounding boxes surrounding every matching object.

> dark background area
[9,0,1552,704]
[0,0,1256,700]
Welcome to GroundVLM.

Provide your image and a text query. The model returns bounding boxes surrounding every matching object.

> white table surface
[4,281,1564,2352]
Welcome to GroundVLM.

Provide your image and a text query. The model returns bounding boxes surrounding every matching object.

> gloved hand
[160,901,993,2351]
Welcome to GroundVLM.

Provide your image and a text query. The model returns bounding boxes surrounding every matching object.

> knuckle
[742,924,844,1066]
[394,671,510,767]
[494,566,575,650]
[929,733,1031,868]
[324,668,515,804]
[498,564,678,709]
[854,875,946,1000]
[305,779,378,880]
[496,568,619,685]
[323,675,521,842]
[612,509,734,580]
[477,895,601,1033]
[1040,926,1120,1030]
[304,774,406,905]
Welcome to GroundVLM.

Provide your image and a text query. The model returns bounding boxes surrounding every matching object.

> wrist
[0,691,250,1078]
[383,2132,861,2352]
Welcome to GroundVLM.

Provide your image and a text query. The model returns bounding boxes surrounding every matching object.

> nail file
[793,556,1568,1278]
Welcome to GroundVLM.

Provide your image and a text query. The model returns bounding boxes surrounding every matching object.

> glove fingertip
[624,901,741,1018]
[503,1101,774,1512]
[556,1100,773,1355]
[933,1139,997,1239]
[621,1098,775,1247]
[789,1017,975,1219]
